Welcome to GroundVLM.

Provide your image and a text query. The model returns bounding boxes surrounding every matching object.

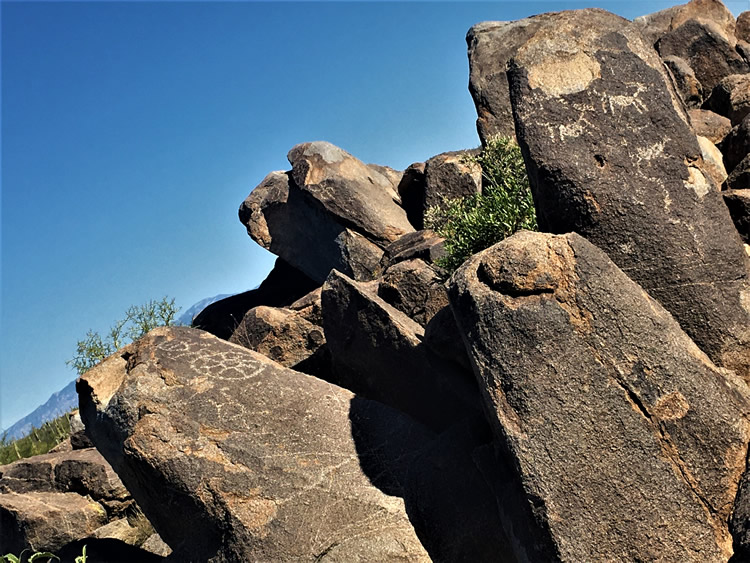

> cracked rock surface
[448,231,750,562]
[77,327,432,562]
[506,8,750,378]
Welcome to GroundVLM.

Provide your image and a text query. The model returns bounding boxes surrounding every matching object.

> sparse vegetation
[425,136,537,274]
[0,413,72,465]
[67,297,179,376]
[1,545,86,563]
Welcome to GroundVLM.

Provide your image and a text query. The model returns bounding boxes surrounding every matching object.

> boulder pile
[5,0,750,560]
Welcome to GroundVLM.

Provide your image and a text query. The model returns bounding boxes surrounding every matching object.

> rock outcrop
[77,327,432,562]
[448,231,750,562]
[503,8,750,377]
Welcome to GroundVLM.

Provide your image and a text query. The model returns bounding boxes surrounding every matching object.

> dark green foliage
[67,297,179,376]
[425,136,537,274]
[0,413,72,465]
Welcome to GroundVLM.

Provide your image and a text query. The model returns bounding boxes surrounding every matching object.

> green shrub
[0,413,72,465]
[425,136,537,274]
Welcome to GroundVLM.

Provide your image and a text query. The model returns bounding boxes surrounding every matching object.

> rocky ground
[3,0,750,561]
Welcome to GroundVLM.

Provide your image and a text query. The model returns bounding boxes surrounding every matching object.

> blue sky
[2,0,745,430]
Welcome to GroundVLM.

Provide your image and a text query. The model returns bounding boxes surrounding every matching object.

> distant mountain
[2,380,78,441]
[177,294,233,326]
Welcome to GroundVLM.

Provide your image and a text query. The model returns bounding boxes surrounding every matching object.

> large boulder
[228,305,330,378]
[726,153,750,190]
[506,8,750,377]
[448,231,750,562]
[657,19,749,94]
[192,257,318,340]
[377,259,449,327]
[240,170,385,284]
[396,162,426,230]
[322,270,479,431]
[634,0,736,46]
[423,150,482,216]
[663,55,703,107]
[739,11,750,43]
[703,73,750,125]
[719,113,750,173]
[724,189,750,242]
[77,327,432,562]
[378,229,446,272]
[287,142,414,246]
[0,492,107,554]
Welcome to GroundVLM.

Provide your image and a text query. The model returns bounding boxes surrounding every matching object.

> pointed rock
[506,8,750,377]
[448,231,750,562]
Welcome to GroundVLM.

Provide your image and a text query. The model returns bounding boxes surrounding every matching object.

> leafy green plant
[67,297,179,376]
[1,549,59,562]
[425,135,537,274]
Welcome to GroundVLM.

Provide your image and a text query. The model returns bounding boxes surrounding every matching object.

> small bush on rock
[425,136,537,273]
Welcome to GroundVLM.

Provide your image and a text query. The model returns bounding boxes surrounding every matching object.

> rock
[0,448,129,510]
[288,287,323,326]
[192,258,318,339]
[727,153,750,190]
[669,0,737,41]
[724,189,750,242]
[240,170,385,283]
[397,162,426,230]
[322,270,479,431]
[657,19,749,93]
[664,55,703,107]
[91,517,144,545]
[287,142,414,246]
[719,113,750,173]
[78,327,432,562]
[739,41,750,64]
[423,306,472,372]
[377,259,449,327]
[229,306,330,378]
[633,5,682,46]
[507,8,750,377]
[55,538,166,563]
[467,18,549,143]
[0,491,107,554]
[70,411,94,449]
[697,134,728,187]
[704,74,750,125]
[423,150,482,215]
[737,11,750,43]
[448,231,750,562]
[689,108,732,143]
[141,533,172,557]
[379,230,446,271]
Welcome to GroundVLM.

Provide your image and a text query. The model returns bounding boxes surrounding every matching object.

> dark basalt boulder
[689,108,732,143]
[192,258,318,340]
[378,229,446,272]
[657,19,749,94]
[664,55,704,107]
[396,162,426,230]
[77,327,432,562]
[423,150,482,217]
[719,113,750,173]
[703,73,750,125]
[506,8,750,377]
[377,259,449,327]
[724,189,750,242]
[737,11,750,43]
[448,231,750,562]
[322,270,479,432]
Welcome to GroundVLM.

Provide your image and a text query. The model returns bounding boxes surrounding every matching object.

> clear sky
[2,0,746,430]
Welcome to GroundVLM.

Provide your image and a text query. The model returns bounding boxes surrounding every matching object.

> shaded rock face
[192,257,318,340]
[240,170,385,284]
[704,73,750,125]
[506,8,750,377]
[0,492,107,554]
[379,229,446,272]
[448,231,750,562]
[229,305,330,378]
[724,189,750,243]
[77,327,432,562]
[377,259,449,327]
[322,270,479,432]
[727,154,750,190]
[664,54,704,107]
[397,163,426,230]
[720,114,750,173]
[657,19,749,93]
[739,11,750,43]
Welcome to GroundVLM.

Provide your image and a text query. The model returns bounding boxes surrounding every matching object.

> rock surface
[664,54,704,107]
[724,189,750,243]
[727,154,750,190]
[377,259,449,327]
[507,8,750,377]
[78,327,432,562]
[0,492,107,554]
[192,258,318,340]
[704,73,750,125]
[379,229,446,272]
[689,108,732,143]
[423,150,482,215]
[448,231,750,562]
[719,113,750,173]
[322,270,479,432]
[240,170,385,283]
